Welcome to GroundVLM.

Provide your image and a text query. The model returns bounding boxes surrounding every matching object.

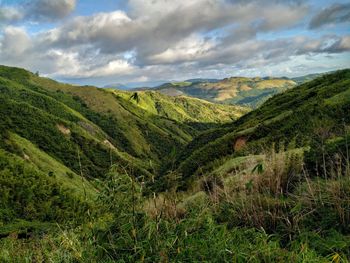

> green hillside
[0,65,247,170]
[0,66,349,262]
[152,76,297,108]
[175,69,350,181]
[291,72,326,84]
[0,65,247,224]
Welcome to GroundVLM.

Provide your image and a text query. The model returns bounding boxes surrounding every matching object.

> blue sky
[0,0,349,86]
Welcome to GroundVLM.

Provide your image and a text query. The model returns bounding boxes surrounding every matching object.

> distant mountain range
[103,80,168,89]
[142,77,297,108]
[105,73,325,108]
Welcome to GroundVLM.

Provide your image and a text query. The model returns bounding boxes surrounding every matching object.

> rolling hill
[146,76,297,108]
[0,66,349,262]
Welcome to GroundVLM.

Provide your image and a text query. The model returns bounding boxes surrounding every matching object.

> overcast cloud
[0,0,349,86]
[309,3,350,29]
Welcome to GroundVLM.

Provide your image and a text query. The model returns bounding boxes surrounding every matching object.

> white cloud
[148,35,216,64]
[0,0,76,25]
[338,36,350,50]
[0,0,349,85]
[83,59,134,78]
[0,26,31,58]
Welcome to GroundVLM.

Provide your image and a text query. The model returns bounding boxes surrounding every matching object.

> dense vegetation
[0,64,246,230]
[0,66,349,262]
[175,69,350,181]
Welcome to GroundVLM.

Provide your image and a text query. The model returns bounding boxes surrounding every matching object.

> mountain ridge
[109,71,335,109]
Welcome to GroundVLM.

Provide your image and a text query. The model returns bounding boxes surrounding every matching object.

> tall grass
[1,146,349,262]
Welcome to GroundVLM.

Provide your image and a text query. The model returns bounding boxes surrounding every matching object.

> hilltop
[146,76,297,108]
[130,72,336,109]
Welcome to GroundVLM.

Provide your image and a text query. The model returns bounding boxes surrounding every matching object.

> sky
[0,0,349,87]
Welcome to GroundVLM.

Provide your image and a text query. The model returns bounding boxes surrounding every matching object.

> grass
[9,133,97,199]
[0,64,250,178]
[2,158,348,262]
[110,89,248,123]
[325,88,350,105]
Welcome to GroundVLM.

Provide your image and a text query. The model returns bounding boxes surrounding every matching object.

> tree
[129,92,140,104]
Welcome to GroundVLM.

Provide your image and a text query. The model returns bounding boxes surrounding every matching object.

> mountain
[185,78,219,83]
[135,72,336,109]
[149,76,297,108]
[289,70,340,84]
[291,72,326,84]
[104,80,168,89]
[0,66,349,262]
[102,83,129,90]
[0,65,248,226]
[105,73,334,109]
[174,69,350,181]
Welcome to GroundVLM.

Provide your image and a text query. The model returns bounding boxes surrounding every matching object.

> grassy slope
[25,70,247,164]
[111,89,248,124]
[0,74,150,179]
[0,149,91,229]
[0,65,247,227]
[175,69,350,181]
[8,133,96,199]
[0,65,246,166]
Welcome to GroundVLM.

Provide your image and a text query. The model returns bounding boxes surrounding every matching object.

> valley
[0,66,349,262]
[1,0,349,261]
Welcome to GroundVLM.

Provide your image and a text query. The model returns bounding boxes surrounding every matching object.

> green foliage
[252,162,264,174]
[0,150,89,224]
[2,168,349,262]
[305,133,350,177]
[295,178,350,233]
[129,92,140,103]
[176,69,350,181]
[0,97,117,179]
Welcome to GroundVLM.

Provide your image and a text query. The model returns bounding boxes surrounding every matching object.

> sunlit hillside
[150,77,297,108]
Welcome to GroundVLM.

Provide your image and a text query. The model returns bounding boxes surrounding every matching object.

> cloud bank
[0,0,349,85]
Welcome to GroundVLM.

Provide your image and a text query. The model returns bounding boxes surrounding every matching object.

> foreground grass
[1,164,349,262]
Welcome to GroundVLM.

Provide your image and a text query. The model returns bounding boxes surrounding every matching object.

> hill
[149,76,297,108]
[0,65,247,225]
[0,66,349,262]
[291,72,325,84]
[174,69,350,181]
